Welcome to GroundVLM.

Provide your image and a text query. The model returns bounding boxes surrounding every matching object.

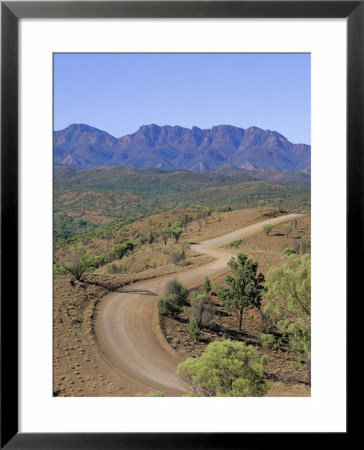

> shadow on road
[118,288,157,296]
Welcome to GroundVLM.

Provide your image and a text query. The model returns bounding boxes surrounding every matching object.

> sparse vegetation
[54,196,311,397]
[54,167,310,223]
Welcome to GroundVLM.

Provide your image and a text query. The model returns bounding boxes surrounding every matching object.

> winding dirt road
[95,214,300,395]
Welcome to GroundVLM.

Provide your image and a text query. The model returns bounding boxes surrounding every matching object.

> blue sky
[54,53,310,144]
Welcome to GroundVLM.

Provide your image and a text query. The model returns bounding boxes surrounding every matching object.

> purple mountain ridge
[54,123,311,173]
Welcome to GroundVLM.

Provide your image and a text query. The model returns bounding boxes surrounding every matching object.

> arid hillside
[54,206,310,397]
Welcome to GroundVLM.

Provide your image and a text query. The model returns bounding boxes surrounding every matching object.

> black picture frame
[1,1,358,448]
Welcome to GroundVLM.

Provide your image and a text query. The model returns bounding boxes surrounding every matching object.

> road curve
[95,214,301,395]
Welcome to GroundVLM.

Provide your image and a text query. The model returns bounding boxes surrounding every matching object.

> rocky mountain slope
[54,123,310,173]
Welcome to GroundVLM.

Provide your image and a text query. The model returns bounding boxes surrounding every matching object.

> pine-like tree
[215,253,265,331]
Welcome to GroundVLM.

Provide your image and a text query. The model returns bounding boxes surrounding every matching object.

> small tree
[160,227,170,246]
[60,247,88,281]
[147,231,157,246]
[113,242,134,260]
[258,200,265,216]
[186,317,201,341]
[215,253,265,332]
[177,339,271,397]
[263,254,311,382]
[180,213,193,228]
[276,197,284,212]
[263,224,274,236]
[169,225,183,243]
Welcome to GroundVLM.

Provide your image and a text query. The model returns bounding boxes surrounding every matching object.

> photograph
[53,52,311,398]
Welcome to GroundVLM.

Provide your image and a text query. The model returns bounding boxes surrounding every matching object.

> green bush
[215,205,232,212]
[228,240,242,248]
[82,253,108,271]
[263,224,274,236]
[113,242,134,260]
[158,294,183,317]
[186,317,201,341]
[263,254,311,381]
[136,391,165,397]
[53,263,67,275]
[190,290,209,305]
[283,247,296,257]
[163,278,189,305]
[177,339,271,397]
[261,333,276,349]
[202,276,211,294]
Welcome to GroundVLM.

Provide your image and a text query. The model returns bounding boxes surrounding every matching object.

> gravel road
[95,214,301,395]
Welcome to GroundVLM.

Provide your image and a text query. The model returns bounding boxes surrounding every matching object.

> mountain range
[54,123,311,174]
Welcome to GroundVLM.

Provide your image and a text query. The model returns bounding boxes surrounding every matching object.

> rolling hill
[54,166,311,225]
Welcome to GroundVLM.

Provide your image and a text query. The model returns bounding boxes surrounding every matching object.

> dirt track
[95,214,301,395]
